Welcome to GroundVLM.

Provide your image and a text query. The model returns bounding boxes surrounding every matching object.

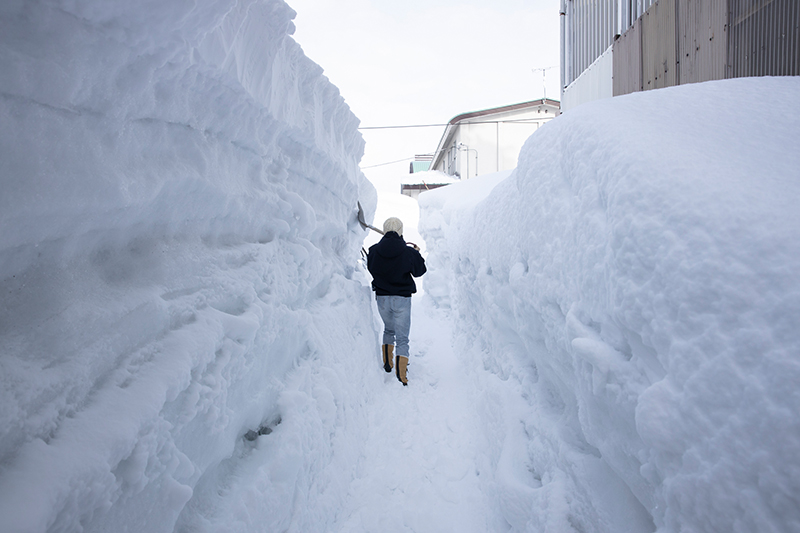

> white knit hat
[383,217,403,236]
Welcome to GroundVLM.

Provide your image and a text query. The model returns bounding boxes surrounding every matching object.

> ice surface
[419,77,800,532]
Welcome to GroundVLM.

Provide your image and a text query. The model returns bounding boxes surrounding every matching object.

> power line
[357,115,556,169]
[358,123,449,130]
[357,118,550,131]
[359,157,415,170]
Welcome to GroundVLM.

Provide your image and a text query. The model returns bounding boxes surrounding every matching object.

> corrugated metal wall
[613,21,643,94]
[564,0,660,88]
[609,0,799,98]
[729,0,800,77]
[566,0,798,104]
[678,0,728,83]
[568,0,618,84]
[642,0,678,89]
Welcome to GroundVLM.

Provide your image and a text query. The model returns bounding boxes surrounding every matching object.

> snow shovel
[356,201,384,235]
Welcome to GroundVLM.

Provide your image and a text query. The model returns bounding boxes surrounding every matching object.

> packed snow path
[333,298,499,532]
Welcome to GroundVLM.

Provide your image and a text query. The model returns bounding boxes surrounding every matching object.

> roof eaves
[448,98,561,124]
[429,98,561,173]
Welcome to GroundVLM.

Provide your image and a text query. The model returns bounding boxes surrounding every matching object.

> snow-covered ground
[2,1,799,532]
[419,76,800,532]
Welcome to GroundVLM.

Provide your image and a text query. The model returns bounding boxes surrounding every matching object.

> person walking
[367,217,426,386]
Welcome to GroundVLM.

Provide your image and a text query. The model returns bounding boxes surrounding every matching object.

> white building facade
[429,99,561,180]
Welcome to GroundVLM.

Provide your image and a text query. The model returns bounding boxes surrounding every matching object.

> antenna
[532,66,557,100]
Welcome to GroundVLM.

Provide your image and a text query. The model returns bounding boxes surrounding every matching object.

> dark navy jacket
[367,232,426,297]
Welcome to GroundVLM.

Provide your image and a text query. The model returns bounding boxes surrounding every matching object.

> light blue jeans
[376,295,412,357]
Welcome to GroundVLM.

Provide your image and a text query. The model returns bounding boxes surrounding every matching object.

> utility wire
[359,123,449,130]
[358,116,554,168]
[358,118,549,130]
[360,157,415,170]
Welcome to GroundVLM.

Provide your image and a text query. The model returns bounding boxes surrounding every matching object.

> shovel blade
[357,201,368,229]
[356,202,384,235]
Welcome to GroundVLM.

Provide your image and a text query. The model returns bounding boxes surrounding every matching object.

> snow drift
[419,77,800,533]
[0,1,377,531]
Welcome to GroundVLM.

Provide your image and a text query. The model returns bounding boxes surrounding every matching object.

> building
[399,171,458,200]
[409,154,432,174]
[429,99,561,180]
[560,0,800,111]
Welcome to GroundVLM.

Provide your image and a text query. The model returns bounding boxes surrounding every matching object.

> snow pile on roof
[0,1,377,531]
[419,77,800,532]
[401,169,459,185]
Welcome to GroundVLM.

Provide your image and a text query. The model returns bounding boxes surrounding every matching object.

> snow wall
[419,77,800,533]
[0,1,378,531]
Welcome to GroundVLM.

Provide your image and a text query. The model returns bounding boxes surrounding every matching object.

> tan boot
[395,355,408,386]
[382,344,394,373]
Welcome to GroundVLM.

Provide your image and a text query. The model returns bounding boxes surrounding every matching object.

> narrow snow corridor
[2,1,799,531]
[333,299,500,532]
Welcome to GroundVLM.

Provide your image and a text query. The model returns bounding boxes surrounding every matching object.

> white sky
[289,0,562,191]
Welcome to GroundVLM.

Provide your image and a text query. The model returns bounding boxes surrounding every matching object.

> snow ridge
[0,1,376,532]
[420,77,800,533]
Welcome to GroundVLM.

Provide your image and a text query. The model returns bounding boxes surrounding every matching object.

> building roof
[446,98,561,125]
[429,98,561,173]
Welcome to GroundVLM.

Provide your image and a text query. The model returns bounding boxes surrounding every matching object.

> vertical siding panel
[641,0,678,90]
[573,0,578,81]
[783,0,792,74]
[711,0,727,81]
[795,0,799,75]
[729,0,738,78]
[698,0,727,81]
[773,0,780,75]
[613,17,642,95]
[576,0,580,81]
[665,0,677,87]
[581,0,586,75]
[765,0,770,75]
[730,0,735,79]
[642,7,652,90]
[758,0,764,76]
[600,0,605,60]
[595,0,600,61]
[774,0,780,75]
[580,0,584,75]
[680,0,696,83]
[781,0,788,74]
[678,0,688,83]
[794,0,800,75]
[576,0,581,77]
[583,1,597,68]
[749,0,756,77]
[584,0,589,71]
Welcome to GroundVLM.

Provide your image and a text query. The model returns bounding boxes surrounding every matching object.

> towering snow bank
[0,1,377,531]
[419,77,800,532]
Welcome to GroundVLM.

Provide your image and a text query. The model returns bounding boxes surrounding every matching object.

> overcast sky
[289,0,561,189]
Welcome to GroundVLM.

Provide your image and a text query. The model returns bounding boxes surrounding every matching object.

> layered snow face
[0,1,377,532]
[419,77,800,532]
